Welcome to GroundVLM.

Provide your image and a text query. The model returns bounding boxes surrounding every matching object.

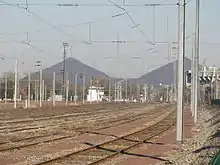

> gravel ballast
[157,105,220,165]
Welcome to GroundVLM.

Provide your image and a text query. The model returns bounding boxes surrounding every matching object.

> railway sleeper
[55,152,111,164]
[0,135,74,152]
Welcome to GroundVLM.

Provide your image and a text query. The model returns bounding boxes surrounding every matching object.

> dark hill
[21,57,110,88]
[21,57,200,89]
[133,57,193,85]
[42,57,110,82]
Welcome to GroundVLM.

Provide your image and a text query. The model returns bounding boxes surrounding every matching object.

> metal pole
[194,0,200,124]
[89,78,92,103]
[36,82,38,102]
[62,42,68,99]
[39,67,42,107]
[17,75,20,103]
[120,85,122,100]
[66,80,69,106]
[174,60,177,101]
[52,72,55,107]
[42,80,45,101]
[144,84,147,103]
[211,83,214,100]
[83,76,85,104]
[216,78,219,99]
[74,73,78,104]
[28,72,31,108]
[170,46,176,100]
[14,59,18,108]
[176,0,186,142]
[191,38,195,115]
[117,84,119,101]
[0,79,1,101]
[45,84,47,101]
[118,84,120,100]
[109,79,111,100]
[34,81,37,102]
[137,84,139,102]
[116,84,118,101]
[114,83,117,102]
[96,80,99,103]
[62,45,66,99]
[125,80,128,100]
[118,85,120,101]
[4,77,7,103]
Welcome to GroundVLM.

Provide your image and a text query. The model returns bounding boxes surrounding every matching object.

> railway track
[0,106,138,133]
[0,103,144,121]
[34,110,176,165]
[0,104,169,134]
[0,106,132,125]
[0,105,172,153]
[0,111,121,134]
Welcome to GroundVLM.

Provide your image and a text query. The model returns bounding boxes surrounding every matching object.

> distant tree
[0,72,15,99]
[2,71,14,80]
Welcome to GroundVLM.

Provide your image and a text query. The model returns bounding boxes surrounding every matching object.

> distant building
[48,95,63,101]
[87,86,104,102]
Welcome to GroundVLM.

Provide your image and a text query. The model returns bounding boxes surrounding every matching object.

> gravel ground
[157,105,220,165]
[0,104,172,165]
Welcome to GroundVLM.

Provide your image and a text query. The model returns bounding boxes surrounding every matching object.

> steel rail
[34,110,176,165]
[0,105,170,153]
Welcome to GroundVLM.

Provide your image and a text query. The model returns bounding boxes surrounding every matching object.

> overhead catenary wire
[16,40,56,59]
[0,0,131,44]
[0,1,177,37]
[107,0,155,46]
[0,2,177,7]
[0,0,193,41]
[0,0,175,48]
[0,12,127,36]
[0,0,214,57]
[1,39,220,45]
[0,0,171,59]
[0,0,90,44]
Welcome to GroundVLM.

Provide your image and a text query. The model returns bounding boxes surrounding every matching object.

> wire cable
[0,0,133,46]
[1,39,220,45]
[0,2,176,7]
[0,12,127,36]
[107,0,155,46]
[0,0,175,46]
[19,41,57,59]
[0,0,90,44]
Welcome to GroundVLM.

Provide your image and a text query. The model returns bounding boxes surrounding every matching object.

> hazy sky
[0,0,219,78]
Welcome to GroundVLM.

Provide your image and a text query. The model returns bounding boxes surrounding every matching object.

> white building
[48,95,63,101]
[87,86,104,102]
